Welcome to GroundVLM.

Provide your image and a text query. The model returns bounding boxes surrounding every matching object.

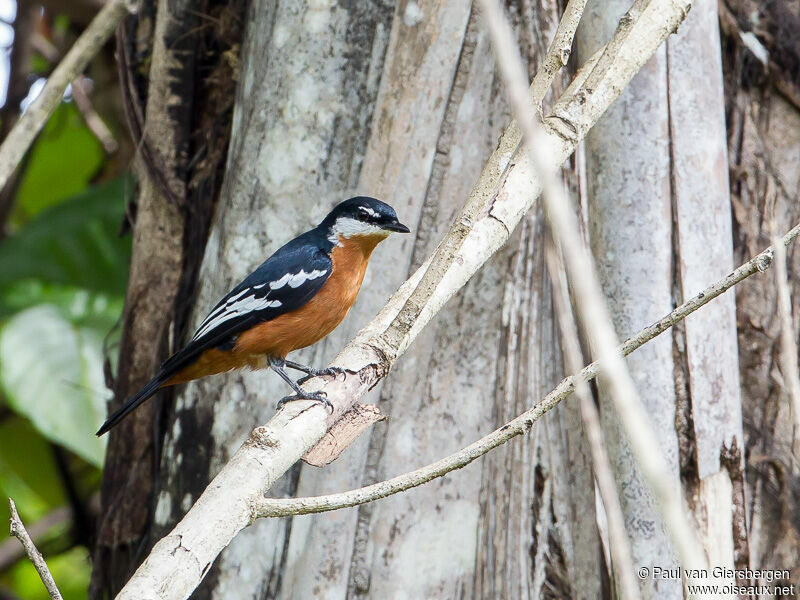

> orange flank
[163,348,259,385]
[164,233,383,387]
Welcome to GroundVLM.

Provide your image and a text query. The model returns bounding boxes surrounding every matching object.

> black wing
[166,233,333,372]
[97,232,332,435]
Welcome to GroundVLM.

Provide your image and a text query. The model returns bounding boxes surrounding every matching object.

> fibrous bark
[150,0,398,596]
[576,4,682,594]
[116,0,702,597]
[577,0,741,595]
[93,0,242,595]
[721,0,800,586]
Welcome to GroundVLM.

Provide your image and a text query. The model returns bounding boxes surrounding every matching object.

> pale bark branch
[252,224,800,518]
[7,499,63,600]
[377,0,587,355]
[528,0,588,111]
[0,505,72,572]
[772,233,800,437]
[480,0,707,577]
[544,246,640,600]
[30,32,119,154]
[116,2,700,597]
[0,0,133,193]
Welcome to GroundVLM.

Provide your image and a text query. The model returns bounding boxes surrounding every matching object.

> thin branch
[0,0,133,193]
[70,79,119,153]
[0,505,73,573]
[479,0,706,574]
[30,31,118,154]
[772,233,800,437]
[377,0,588,356]
[528,0,588,112]
[7,499,63,600]
[116,2,699,596]
[544,245,639,600]
[253,223,800,518]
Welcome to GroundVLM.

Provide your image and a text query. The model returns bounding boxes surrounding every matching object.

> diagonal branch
[480,0,706,575]
[0,0,134,194]
[115,2,699,598]
[252,223,799,518]
[378,0,588,356]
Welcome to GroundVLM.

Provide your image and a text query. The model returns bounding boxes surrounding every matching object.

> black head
[320,197,410,237]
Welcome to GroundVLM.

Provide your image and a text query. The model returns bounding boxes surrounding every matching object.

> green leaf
[0,177,132,295]
[0,280,123,326]
[12,102,104,223]
[0,418,68,524]
[7,546,91,600]
[0,305,109,466]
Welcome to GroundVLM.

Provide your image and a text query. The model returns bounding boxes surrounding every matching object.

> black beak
[383,220,410,233]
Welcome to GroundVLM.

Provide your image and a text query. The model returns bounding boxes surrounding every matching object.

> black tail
[96,373,168,436]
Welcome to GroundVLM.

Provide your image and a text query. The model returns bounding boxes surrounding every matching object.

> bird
[97,197,410,436]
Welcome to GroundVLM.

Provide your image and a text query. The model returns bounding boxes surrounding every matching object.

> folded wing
[97,232,332,435]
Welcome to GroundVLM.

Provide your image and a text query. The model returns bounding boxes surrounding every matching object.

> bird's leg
[268,357,333,412]
[283,359,345,384]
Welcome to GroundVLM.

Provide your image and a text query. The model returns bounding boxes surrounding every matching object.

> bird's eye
[357,208,370,222]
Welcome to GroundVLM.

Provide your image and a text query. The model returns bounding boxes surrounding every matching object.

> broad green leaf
[0,305,108,466]
[0,177,132,295]
[0,280,123,327]
[0,417,68,524]
[12,102,104,223]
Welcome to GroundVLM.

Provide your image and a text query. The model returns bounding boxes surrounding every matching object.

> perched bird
[97,197,409,436]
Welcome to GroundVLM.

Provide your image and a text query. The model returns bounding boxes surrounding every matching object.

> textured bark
[93,2,188,594]
[576,4,682,596]
[577,0,742,596]
[0,0,38,238]
[151,0,398,597]
[92,0,240,595]
[665,0,741,581]
[144,0,599,597]
[721,0,800,588]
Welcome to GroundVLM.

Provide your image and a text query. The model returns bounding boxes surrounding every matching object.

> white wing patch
[269,269,327,290]
[191,268,328,341]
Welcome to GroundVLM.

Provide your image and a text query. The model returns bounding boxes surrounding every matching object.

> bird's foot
[276,389,334,413]
[296,366,346,385]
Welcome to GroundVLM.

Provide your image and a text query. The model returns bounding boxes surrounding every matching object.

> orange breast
[162,234,384,389]
[233,234,379,358]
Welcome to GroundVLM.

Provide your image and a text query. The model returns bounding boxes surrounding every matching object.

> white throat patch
[328,217,390,246]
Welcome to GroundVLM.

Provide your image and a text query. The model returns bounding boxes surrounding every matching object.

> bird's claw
[276,390,334,413]
[296,366,346,385]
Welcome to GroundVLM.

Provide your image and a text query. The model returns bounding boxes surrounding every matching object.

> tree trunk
[94,0,800,597]
[720,0,800,588]
[92,0,241,595]
[143,0,602,597]
[576,0,742,596]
